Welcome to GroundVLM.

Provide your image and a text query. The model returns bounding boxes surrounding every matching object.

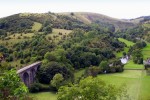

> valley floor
[30,61,150,100]
[29,92,57,100]
[30,38,150,100]
[98,69,150,100]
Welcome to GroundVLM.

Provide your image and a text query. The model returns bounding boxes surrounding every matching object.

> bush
[29,83,50,93]
[20,59,24,64]
[86,66,102,77]
[145,64,150,70]
[29,83,41,93]
[25,57,30,63]
[109,67,116,73]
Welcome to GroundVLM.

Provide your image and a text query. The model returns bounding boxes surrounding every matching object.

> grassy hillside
[0,12,137,34]
[61,12,136,31]
[32,22,42,31]
[116,38,134,58]
[142,42,150,59]
[118,38,135,47]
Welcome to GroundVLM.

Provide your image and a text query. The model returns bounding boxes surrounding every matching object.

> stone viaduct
[17,61,42,87]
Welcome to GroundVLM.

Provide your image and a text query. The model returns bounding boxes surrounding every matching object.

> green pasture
[118,38,135,47]
[140,75,150,100]
[142,42,150,59]
[143,23,150,28]
[98,70,150,100]
[0,38,30,47]
[30,92,57,100]
[32,22,42,31]
[116,47,129,57]
[124,60,144,69]
[9,33,34,39]
[46,28,72,43]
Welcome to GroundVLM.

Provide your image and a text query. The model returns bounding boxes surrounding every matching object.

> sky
[0,0,150,19]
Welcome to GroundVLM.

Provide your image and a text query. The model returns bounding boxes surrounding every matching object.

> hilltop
[60,12,136,31]
[0,12,139,33]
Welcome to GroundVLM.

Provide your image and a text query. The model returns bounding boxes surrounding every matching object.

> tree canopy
[57,76,129,100]
[0,69,28,100]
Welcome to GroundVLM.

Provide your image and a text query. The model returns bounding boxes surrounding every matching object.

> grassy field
[116,47,129,57]
[118,38,135,47]
[0,28,72,47]
[0,38,30,47]
[30,92,57,100]
[142,42,150,59]
[98,69,150,100]
[117,38,134,58]
[143,23,150,28]
[124,60,144,69]
[140,75,150,100]
[46,28,72,43]
[9,33,34,39]
[32,22,42,31]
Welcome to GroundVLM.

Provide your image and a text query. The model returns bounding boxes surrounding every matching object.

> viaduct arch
[17,61,41,87]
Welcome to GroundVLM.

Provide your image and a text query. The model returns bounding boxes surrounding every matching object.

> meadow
[30,92,57,100]
[118,38,135,47]
[142,42,150,59]
[98,70,150,100]
[116,38,135,58]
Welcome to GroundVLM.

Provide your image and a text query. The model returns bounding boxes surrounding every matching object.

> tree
[70,12,74,16]
[43,25,52,34]
[20,59,25,64]
[37,62,72,84]
[99,61,109,71]
[0,69,28,100]
[0,62,11,74]
[86,66,102,77]
[13,51,17,59]
[44,52,56,61]
[58,76,129,100]
[123,52,126,57]
[50,73,64,89]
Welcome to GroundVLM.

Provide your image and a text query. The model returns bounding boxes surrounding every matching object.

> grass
[124,60,144,69]
[9,33,34,39]
[140,75,150,100]
[143,23,150,28]
[53,28,72,34]
[46,28,72,43]
[118,38,135,47]
[32,22,42,31]
[116,47,129,57]
[142,42,150,59]
[0,38,30,47]
[29,92,57,100]
[98,70,150,100]
[117,38,134,58]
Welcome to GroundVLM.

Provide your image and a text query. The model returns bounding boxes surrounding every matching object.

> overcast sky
[0,0,150,19]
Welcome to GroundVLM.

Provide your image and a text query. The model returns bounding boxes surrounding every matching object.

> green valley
[0,9,150,100]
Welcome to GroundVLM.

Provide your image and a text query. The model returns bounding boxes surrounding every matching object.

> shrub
[29,83,50,93]
[29,83,41,93]
[20,59,24,64]
[86,66,102,77]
